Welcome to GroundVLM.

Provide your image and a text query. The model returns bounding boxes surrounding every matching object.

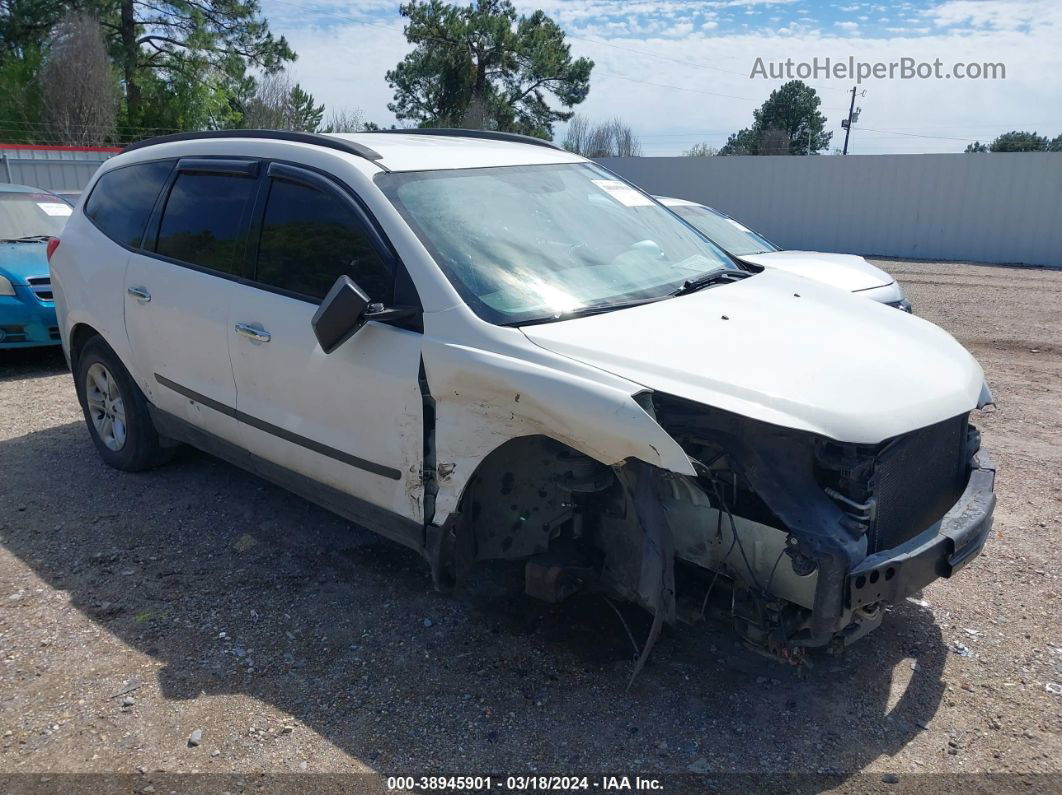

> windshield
[0,192,70,240]
[669,204,778,257]
[377,163,738,325]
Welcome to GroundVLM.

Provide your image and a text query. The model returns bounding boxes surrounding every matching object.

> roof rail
[368,128,563,151]
[121,129,384,163]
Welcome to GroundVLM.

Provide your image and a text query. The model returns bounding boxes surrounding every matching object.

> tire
[74,336,174,471]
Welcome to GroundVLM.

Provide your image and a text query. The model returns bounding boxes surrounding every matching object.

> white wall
[597,153,1062,268]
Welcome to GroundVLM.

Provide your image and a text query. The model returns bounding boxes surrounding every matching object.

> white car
[50,129,994,660]
[656,196,912,311]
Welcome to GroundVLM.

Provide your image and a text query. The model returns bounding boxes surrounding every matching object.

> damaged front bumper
[847,452,995,610]
[640,394,998,653]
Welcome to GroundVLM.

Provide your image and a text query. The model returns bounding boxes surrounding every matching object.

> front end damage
[628,393,996,656]
[433,394,995,659]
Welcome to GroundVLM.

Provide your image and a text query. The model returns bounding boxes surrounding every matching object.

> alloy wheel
[85,362,127,451]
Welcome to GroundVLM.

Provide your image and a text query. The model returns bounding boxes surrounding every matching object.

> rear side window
[84,160,173,247]
[156,173,256,274]
[255,178,392,301]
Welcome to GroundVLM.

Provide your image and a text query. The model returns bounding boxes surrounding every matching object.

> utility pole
[841,86,865,155]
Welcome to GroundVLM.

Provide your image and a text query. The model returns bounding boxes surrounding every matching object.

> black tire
[74,336,174,471]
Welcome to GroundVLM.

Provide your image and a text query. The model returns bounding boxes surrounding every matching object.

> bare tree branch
[41,12,117,146]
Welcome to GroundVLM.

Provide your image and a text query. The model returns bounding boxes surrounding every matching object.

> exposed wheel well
[434,435,616,590]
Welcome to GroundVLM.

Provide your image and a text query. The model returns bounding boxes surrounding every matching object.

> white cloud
[835,21,860,31]
[926,0,1054,30]
[263,0,1062,155]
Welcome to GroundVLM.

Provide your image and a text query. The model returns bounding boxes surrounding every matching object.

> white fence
[598,153,1062,268]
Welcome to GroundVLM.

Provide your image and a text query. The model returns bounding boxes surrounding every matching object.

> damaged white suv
[51,129,996,660]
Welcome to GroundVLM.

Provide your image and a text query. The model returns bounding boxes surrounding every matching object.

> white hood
[521,268,984,445]
[740,250,893,294]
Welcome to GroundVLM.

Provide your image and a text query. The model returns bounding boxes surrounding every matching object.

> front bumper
[847,452,996,609]
[0,288,59,349]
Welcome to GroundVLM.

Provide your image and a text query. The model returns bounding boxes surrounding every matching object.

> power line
[856,126,981,141]
[596,70,762,102]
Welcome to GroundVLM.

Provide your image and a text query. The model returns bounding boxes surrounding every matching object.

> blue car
[0,183,71,348]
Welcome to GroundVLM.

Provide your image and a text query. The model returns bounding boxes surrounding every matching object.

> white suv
[50,129,996,659]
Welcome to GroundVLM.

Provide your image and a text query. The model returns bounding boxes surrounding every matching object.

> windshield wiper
[670,267,748,296]
[511,295,669,327]
[0,235,52,243]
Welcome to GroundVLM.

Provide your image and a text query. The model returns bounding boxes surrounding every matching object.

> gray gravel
[0,259,1058,782]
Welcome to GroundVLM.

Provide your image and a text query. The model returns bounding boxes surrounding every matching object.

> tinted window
[156,173,256,274]
[84,160,173,247]
[255,178,392,301]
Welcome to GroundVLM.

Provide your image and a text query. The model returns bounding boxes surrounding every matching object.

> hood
[521,268,984,445]
[0,241,49,284]
[739,250,892,293]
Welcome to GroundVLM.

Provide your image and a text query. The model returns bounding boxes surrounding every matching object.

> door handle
[127,286,151,302]
[234,323,271,343]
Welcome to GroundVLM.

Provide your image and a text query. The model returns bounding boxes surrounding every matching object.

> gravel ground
[0,260,1059,789]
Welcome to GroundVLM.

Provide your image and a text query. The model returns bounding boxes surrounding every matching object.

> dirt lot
[0,260,1059,789]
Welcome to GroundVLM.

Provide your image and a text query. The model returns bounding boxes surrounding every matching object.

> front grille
[26,276,53,302]
[869,414,969,552]
[0,325,27,343]
[48,326,60,340]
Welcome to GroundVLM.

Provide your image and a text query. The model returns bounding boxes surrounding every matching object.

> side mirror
[311,275,421,354]
[311,276,371,354]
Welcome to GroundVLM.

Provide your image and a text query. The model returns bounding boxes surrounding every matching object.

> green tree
[288,83,323,132]
[965,131,1062,153]
[0,46,44,141]
[386,0,593,138]
[0,0,68,140]
[718,127,758,156]
[987,131,1048,152]
[0,0,67,58]
[0,0,294,139]
[719,80,831,155]
[101,0,295,129]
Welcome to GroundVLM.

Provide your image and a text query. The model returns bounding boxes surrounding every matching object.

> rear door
[125,158,258,444]
[227,162,425,536]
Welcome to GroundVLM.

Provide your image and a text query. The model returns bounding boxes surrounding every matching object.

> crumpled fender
[422,339,695,522]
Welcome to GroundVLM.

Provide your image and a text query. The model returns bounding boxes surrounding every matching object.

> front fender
[422,339,694,521]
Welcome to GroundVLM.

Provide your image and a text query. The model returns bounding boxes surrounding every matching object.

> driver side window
[254,177,392,303]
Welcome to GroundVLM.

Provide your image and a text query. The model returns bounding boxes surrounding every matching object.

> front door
[227,163,425,537]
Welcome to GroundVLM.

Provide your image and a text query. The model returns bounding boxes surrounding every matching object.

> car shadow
[0,346,67,381]
[0,422,946,781]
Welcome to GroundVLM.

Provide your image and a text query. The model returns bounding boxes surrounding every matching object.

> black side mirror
[312,275,421,354]
[311,276,371,354]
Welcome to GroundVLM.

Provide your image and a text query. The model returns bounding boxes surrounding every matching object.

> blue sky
[259,0,1062,154]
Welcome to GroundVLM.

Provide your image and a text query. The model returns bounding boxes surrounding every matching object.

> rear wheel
[75,336,173,471]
